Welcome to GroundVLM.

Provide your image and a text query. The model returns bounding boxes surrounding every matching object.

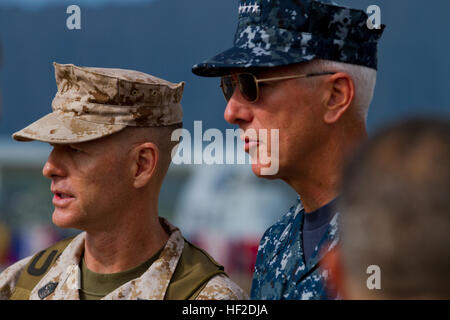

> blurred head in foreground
[325,118,450,299]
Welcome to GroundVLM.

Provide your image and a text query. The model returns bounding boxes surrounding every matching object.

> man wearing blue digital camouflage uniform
[192,0,385,299]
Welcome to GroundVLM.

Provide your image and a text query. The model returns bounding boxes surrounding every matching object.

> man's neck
[286,127,367,213]
[287,167,339,213]
[83,201,169,274]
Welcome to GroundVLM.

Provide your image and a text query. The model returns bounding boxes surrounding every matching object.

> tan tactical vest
[9,237,226,300]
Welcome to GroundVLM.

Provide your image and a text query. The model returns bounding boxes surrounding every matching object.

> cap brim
[12,112,127,144]
[192,45,317,78]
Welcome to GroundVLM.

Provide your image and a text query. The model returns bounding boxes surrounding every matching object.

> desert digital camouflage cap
[192,0,385,77]
[13,63,184,144]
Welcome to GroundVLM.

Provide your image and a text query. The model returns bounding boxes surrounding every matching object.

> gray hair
[298,59,377,122]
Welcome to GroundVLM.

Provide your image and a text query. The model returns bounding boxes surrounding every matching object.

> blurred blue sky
[0,0,449,137]
[0,0,154,9]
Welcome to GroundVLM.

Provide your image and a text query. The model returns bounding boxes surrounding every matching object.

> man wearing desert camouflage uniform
[0,62,248,300]
[192,0,385,299]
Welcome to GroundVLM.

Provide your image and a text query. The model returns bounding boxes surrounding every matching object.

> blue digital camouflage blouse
[251,197,340,300]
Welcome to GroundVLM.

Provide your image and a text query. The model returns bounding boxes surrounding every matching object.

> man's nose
[42,147,66,179]
[223,91,254,125]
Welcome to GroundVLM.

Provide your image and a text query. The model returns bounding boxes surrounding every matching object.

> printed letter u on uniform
[27,250,58,276]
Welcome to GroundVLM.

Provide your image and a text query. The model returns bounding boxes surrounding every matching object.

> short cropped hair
[297,59,377,121]
[339,118,450,299]
[123,123,183,183]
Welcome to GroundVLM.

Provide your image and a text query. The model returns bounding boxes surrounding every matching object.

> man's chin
[52,208,81,229]
[251,162,279,179]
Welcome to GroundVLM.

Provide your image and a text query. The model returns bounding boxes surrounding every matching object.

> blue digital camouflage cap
[192,0,385,77]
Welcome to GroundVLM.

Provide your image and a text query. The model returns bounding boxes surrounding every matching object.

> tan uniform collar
[30,218,184,300]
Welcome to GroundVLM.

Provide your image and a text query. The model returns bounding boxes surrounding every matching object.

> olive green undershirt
[79,246,164,300]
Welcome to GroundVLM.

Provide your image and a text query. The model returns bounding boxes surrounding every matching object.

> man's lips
[244,140,259,153]
[241,135,259,153]
[51,189,75,207]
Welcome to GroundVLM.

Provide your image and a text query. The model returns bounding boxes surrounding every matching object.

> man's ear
[322,247,348,299]
[323,72,355,124]
[131,142,159,189]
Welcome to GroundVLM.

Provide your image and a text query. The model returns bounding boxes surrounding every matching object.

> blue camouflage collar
[278,197,339,274]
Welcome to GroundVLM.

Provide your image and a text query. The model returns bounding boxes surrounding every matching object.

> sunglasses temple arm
[256,74,308,84]
[256,72,335,84]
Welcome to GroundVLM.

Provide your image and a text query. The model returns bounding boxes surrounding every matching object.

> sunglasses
[220,72,336,103]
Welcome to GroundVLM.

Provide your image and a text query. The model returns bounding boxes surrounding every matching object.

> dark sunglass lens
[239,73,258,102]
[220,76,235,101]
